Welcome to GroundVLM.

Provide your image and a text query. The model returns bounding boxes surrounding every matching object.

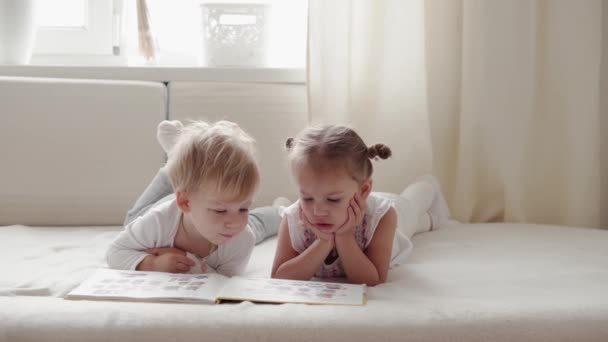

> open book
[65,268,367,306]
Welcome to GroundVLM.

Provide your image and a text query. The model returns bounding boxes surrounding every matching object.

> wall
[169,82,308,207]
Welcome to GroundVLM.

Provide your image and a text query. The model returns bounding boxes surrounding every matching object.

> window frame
[21,0,306,82]
[33,0,116,56]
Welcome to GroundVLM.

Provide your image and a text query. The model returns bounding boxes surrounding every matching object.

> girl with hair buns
[271,124,450,286]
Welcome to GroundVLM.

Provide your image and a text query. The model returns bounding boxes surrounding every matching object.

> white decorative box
[200,2,270,67]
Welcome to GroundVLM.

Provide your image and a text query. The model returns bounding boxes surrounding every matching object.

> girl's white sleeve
[213,226,256,277]
[105,203,176,270]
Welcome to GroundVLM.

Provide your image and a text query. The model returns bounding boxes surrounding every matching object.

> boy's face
[180,188,253,245]
[295,163,368,234]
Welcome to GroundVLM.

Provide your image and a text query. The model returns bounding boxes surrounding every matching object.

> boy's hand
[299,206,335,244]
[146,247,186,256]
[198,260,208,273]
[335,192,366,237]
[139,248,195,273]
[185,251,209,273]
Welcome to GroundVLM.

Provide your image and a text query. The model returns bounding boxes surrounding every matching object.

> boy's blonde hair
[166,120,259,201]
[285,124,391,182]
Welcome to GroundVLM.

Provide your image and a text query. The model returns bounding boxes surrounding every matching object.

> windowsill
[0,64,306,84]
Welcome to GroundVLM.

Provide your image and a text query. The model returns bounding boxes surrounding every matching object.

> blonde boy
[107,120,280,275]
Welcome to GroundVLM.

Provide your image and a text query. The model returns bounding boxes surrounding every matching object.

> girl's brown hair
[285,125,391,182]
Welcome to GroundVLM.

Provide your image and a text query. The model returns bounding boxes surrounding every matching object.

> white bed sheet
[1,223,607,342]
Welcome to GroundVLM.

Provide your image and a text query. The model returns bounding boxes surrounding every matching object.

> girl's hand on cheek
[335,192,365,237]
[299,205,335,243]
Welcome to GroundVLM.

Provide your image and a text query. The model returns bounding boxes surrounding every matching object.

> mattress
[1,223,607,342]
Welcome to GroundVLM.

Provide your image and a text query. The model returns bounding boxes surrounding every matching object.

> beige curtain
[308,0,433,195]
[308,0,606,228]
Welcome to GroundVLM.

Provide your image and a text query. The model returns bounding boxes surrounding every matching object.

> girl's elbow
[363,273,386,287]
[270,266,283,279]
[364,279,384,287]
[271,268,308,281]
[271,270,291,280]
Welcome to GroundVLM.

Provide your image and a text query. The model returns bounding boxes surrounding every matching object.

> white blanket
[1,223,607,342]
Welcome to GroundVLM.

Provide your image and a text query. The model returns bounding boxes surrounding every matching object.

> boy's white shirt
[106,197,256,276]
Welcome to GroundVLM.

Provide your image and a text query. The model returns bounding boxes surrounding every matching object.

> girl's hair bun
[285,137,295,149]
[367,144,392,160]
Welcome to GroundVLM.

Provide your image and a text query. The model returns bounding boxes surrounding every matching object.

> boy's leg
[124,167,174,226]
[249,206,281,245]
[124,120,183,226]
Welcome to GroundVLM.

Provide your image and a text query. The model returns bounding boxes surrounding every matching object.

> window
[34,0,117,56]
[32,0,307,69]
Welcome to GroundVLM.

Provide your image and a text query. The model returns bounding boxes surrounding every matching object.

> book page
[217,277,366,305]
[65,269,228,304]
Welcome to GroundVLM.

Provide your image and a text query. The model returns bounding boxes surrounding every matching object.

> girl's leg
[391,196,431,240]
[406,174,450,230]
[391,175,451,239]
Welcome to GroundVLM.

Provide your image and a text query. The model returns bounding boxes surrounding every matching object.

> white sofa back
[169,82,307,208]
[0,77,307,226]
[0,76,166,226]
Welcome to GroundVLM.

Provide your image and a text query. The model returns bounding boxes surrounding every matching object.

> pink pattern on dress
[302,215,370,278]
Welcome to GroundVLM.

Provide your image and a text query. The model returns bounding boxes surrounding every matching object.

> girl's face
[178,187,253,245]
[295,162,369,233]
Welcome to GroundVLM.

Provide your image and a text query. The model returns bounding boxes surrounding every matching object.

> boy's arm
[106,208,170,270]
[271,217,333,280]
[335,207,397,286]
[136,247,194,273]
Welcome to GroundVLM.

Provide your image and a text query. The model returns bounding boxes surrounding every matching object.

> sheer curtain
[308,0,433,194]
[308,0,606,228]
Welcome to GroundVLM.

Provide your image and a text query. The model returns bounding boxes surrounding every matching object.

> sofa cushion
[0,76,166,225]
[1,222,607,341]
